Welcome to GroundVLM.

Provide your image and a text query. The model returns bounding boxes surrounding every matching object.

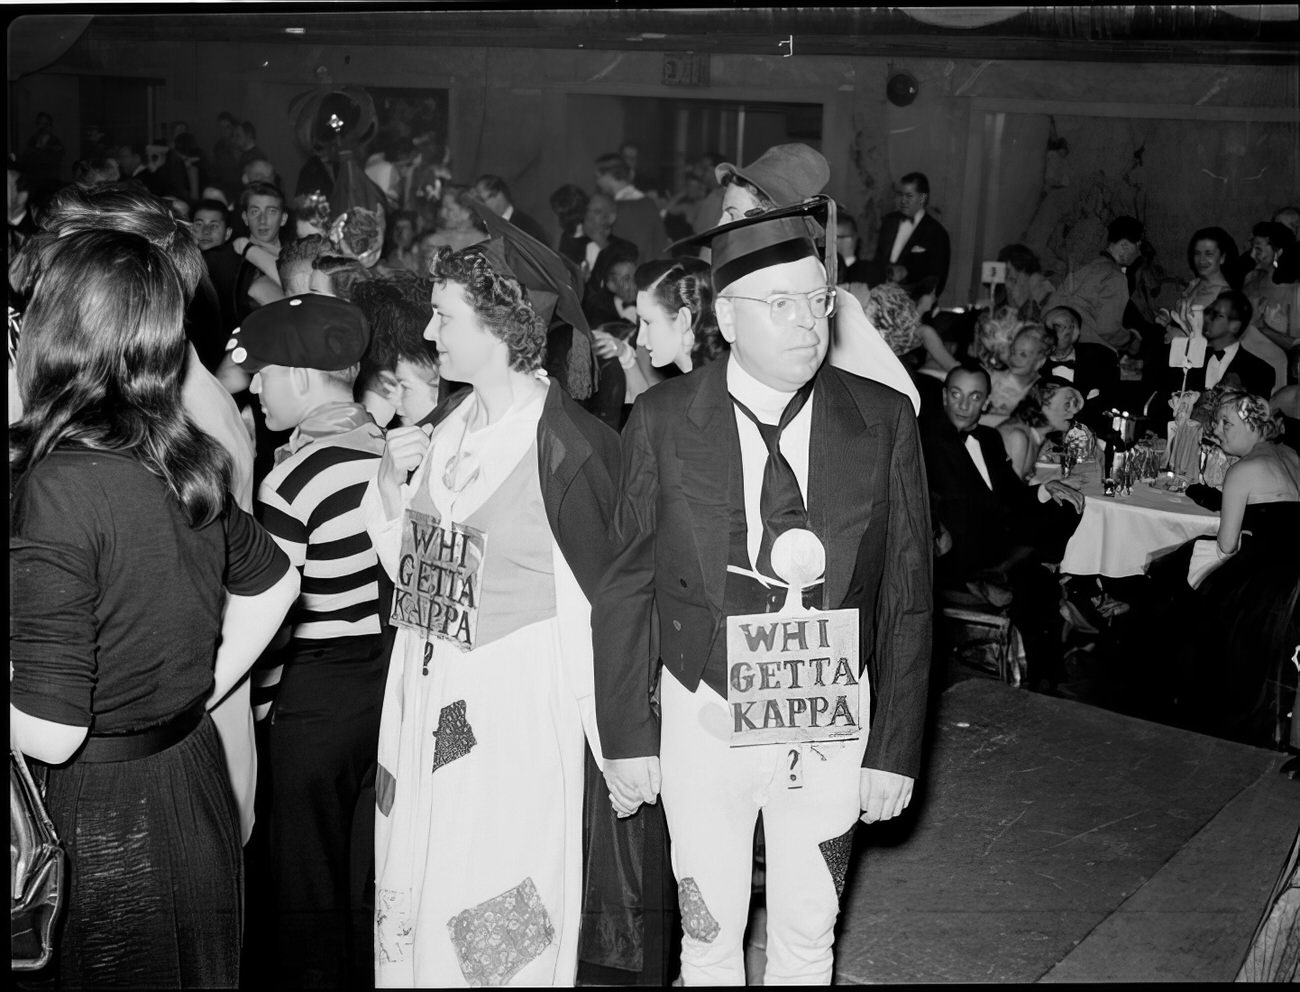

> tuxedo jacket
[1044,342,1120,431]
[593,358,934,779]
[920,414,1042,580]
[875,211,951,298]
[1158,345,1275,413]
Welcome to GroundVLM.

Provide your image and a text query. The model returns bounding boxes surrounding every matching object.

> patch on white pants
[818,823,858,898]
[678,877,721,943]
[375,888,414,965]
[447,876,555,985]
[432,698,477,773]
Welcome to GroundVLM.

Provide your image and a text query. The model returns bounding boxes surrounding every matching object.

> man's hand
[859,768,914,824]
[603,756,661,819]
[1043,478,1085,514]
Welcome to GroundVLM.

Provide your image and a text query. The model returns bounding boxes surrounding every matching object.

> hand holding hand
[859,768,914,824]
[1044,478,1086,513]
[603,756,661,818]
[591,328,623,360]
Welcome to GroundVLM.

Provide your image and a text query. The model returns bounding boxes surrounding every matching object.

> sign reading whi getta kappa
[726,609,865,748]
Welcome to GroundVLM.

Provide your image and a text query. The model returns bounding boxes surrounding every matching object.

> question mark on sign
[787,747,802,788]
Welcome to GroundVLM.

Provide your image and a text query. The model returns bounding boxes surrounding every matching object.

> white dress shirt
[963,433,993,490]
[889,209,924,264]
[1204,342,1240,390]
[727,357,814,576]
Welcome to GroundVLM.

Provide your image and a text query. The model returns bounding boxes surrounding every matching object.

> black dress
[1176,502,1300,747]
[10,449,290,989]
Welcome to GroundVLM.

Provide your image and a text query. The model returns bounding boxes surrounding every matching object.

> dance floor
[809,678,1299,983]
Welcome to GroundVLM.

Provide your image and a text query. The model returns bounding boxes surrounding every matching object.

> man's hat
[670,195,838,291]
[715,143,830,208]
[228,293,371,372]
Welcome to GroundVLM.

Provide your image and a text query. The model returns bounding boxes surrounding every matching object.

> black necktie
[731,381,815,579]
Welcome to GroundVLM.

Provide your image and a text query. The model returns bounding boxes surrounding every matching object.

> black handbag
[10,747,64,971]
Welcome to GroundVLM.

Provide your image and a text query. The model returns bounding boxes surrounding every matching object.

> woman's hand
[377,424,433,519]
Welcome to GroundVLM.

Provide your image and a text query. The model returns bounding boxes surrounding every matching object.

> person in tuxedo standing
[594,198,933,985]
[873,172,951,315]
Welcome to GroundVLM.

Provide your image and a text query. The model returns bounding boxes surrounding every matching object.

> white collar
[614,185,645,202]
[727,354,801,425]
[502,203,514,221]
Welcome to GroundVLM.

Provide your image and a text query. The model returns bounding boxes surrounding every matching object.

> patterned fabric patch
[447,876,555,986]
[678,877,720,943]
[375,888,414,965]
[432,699,477,773]
[819,823,858,898]
[375,762,396,817]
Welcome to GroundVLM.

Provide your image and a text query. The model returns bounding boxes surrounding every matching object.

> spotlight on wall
[886,71,919,107]
[285,27,307,35]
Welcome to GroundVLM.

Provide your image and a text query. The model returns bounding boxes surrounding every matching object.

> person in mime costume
[594,197,933,985]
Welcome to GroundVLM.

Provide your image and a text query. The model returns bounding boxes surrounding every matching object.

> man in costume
[595,198,933,984]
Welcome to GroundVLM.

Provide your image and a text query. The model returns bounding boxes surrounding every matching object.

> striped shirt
[252,405,385,718]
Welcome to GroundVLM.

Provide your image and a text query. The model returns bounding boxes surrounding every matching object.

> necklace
[441,406,481,494]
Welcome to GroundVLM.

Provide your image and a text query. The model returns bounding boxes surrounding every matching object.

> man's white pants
[660,670,867,986]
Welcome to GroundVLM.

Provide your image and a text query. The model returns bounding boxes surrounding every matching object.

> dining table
[1031,461,1220,577]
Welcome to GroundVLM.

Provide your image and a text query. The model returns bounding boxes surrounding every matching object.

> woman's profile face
[636,290,688,368]
[1192,238,1225,279]
[392,357,440,425]
[1250,236,1277,271]
[424,280,502,386]
[1042,387,1083,432]
[1213,403,1258,457]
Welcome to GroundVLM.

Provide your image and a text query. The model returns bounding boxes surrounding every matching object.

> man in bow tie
[1043,304,1120,433]
[1156,290,1275,413]
[873,172,950,316]
[594,199,932,985]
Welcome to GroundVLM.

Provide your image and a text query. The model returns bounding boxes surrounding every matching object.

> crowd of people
[8,101,1299,990]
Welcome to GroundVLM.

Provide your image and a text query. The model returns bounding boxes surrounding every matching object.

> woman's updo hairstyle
[1214,386,1283,442]
[634,256,727,366]
[430,244,546,373]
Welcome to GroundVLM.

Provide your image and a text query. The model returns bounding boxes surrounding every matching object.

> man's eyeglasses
[720,287,837,323]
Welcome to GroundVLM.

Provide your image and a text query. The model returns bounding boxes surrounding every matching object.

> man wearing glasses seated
[1154,290,1275,416]
[594,198,932,985]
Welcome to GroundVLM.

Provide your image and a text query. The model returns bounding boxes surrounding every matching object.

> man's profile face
[896,182,926,218]
[243,194,286,246]
[473,183,508,217]
[717,256,830,392]
[1111,238,1141,267]
[941,370,989,433]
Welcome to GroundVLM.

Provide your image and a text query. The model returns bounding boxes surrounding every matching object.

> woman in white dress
[361,241,622,987]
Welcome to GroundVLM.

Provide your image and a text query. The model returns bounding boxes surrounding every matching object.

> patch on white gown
[819,823,858,898]
[431,699,477,773]
[376,762,396,816]
[446,876,555,985]
[375,887,414,965]
[678,877,721,943]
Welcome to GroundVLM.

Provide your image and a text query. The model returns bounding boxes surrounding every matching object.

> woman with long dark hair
[9,229,300,989]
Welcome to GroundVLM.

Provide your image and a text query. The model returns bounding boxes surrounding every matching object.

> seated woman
[997,243,1054,319]
[1156,226,1237,339]
[10,229,299,988]
[1172,388,1300,747]
[361,241,624,986]
[998,376,1085,480]
[985,320,1052,423]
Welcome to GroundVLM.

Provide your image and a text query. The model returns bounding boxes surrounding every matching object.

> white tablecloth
[1033,465,1219,577]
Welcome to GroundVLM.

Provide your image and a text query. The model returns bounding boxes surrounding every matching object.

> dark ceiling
[36,5,1300,66]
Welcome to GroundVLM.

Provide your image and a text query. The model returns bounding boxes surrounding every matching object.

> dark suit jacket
[1157,345,1275,414]
[594,358,934,778]
[920,414,1042,580]
[874,211,951,298]
[508,207,550,247]
[611,195,668,266]
[1045,342,1120,432]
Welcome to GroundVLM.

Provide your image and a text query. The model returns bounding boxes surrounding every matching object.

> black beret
[229,293,370,372]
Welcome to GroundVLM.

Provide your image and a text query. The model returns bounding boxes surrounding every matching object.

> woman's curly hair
[429,245,546,372]
[1211,386,1284,442]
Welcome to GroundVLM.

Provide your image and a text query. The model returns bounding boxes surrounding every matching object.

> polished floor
[739,662,1298,984]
